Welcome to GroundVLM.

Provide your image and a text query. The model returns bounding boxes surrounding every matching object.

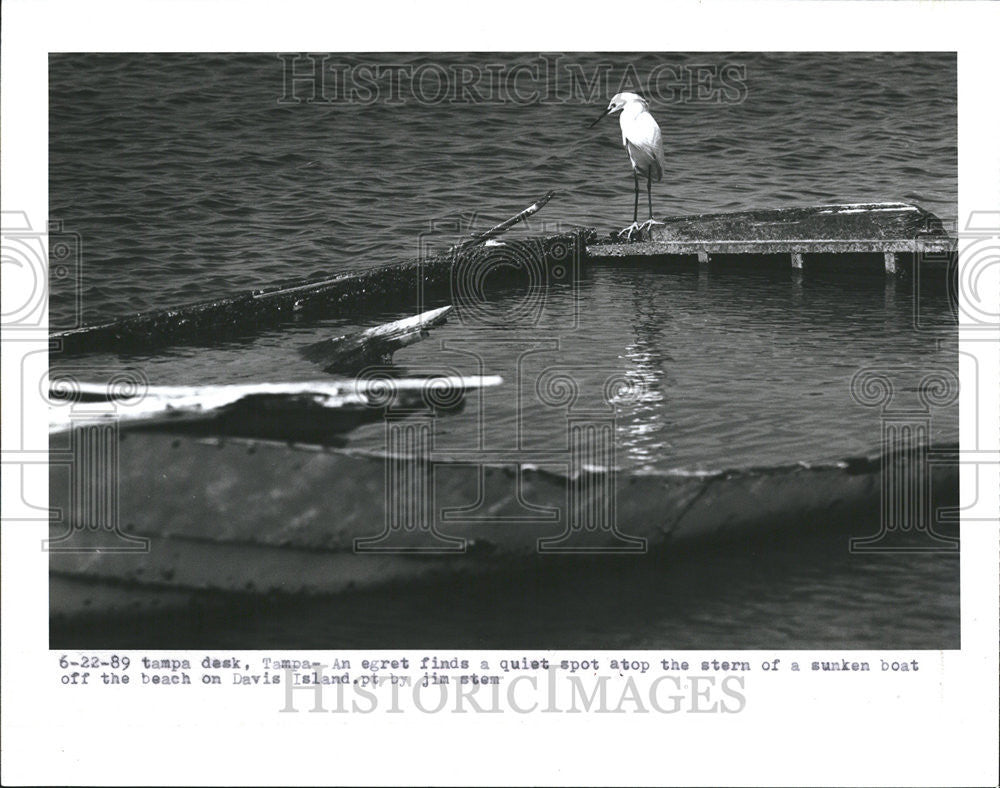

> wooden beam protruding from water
[299,306,452,374]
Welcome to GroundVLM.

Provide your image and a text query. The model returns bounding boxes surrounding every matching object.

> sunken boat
[48,197,958,620]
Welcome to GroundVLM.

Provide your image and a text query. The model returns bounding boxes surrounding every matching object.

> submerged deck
[587,202,955,273]
[49,202,955,357]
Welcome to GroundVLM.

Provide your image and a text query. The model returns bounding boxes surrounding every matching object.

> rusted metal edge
[46,433,958,609]
[50,233,585,356]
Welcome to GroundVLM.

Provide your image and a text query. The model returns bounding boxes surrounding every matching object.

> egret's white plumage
[617,94,665,182]
[590,91,667,237]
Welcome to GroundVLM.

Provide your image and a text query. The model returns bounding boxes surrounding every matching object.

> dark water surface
[49,53,959,648]
[50,52,957,324]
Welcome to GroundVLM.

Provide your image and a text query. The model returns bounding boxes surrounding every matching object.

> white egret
[589,92,666,239]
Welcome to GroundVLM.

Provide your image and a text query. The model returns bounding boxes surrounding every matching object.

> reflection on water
[52,262,958,474]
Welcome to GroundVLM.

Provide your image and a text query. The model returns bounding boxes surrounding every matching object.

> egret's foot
[639,218,664,232]
[617,222,643,242]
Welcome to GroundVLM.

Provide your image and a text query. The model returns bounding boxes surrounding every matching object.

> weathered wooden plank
[452,191,557,252]
[653,202,947,242]
[49,376,502,441]
[588,202,955,259]
[590,238,955,257]
[299,305,452,373]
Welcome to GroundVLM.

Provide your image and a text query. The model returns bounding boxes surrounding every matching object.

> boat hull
[49,430,959,618]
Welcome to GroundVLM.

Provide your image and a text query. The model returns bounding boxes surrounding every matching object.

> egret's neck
[619,100,648,126]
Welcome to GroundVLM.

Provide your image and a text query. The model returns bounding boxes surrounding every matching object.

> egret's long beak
[588,106,613,128]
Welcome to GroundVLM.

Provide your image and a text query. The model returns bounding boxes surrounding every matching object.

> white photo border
[2,1,998,786]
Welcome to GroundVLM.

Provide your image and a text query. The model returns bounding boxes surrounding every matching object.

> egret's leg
[617,171,643,241]
[632,171,639,225]
[638,174,664,233]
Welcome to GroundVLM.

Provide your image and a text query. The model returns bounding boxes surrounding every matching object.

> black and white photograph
[2,1,998,786]
[45,51,961,650]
